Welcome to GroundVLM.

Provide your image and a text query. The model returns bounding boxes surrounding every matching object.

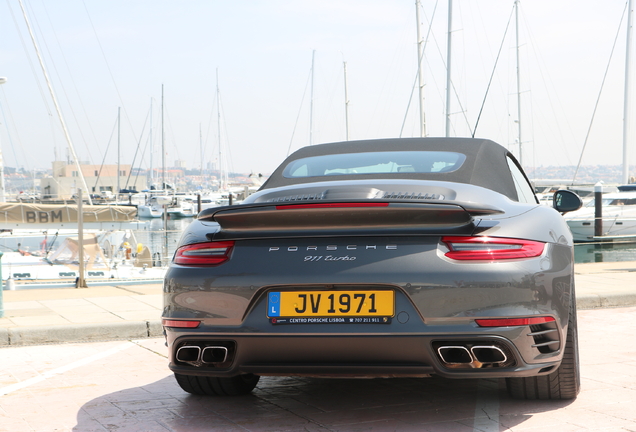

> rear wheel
[506,297,580,400]
[174,373,260,396]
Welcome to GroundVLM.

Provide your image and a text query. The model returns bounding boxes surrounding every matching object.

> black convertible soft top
[261,137,522,200]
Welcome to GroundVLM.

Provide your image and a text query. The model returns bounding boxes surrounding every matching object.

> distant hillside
[526,165,636,184]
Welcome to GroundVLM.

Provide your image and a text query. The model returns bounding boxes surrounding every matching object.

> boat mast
[117,107,121,196]
[149,98,153,187]
[623,0,633,184]
[161,84,166,190]
[515,0,523,166]
[344,61,350,141]
[415,0,427,137]
[445,0,453,137]
[18,0,93,204]
[0,77,6,202]
[216,69,225,190]
[310,50,316,145]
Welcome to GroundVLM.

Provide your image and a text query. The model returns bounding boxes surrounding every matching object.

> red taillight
[441,236,545,261]
[475,317,556,327]
[162,319,201,328]
[174,241,235,266]
[275,203,389,210]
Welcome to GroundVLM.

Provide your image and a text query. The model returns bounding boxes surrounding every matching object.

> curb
[576,293,636,310]
[2,293,636,347]
[0,320,163,347]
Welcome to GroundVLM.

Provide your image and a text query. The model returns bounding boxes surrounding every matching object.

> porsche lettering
[268,245,397,252]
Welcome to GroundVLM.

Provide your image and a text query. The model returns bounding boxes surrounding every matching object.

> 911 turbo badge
[163,137,582,400]
[269,244,398,262]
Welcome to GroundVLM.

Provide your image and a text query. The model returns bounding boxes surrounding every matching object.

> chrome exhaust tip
[176,345,201,363]
[437,346,473,364]
[201,346,228,364]
[471,346,507,364]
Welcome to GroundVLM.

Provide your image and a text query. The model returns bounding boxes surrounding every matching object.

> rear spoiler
[197,200,503,240]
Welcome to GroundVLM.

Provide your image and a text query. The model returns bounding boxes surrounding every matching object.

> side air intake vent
[528,322,560,354]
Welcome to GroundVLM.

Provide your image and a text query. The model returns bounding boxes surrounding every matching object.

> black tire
[174,373,260,396]
[506,296,581,400]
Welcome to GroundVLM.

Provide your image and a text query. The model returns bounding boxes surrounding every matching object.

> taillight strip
[174,241,235,266]
[162,319,201,328]
[475,317,556,327]
[441,236,545,261]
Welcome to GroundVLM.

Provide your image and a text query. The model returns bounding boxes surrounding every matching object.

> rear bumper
[164,330,562,380]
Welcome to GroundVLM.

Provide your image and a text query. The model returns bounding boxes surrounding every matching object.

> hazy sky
[0,0,632,179]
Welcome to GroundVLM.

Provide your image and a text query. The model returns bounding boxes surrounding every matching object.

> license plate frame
[267,290,394,322]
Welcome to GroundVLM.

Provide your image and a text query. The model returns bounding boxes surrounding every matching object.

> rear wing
[197,200,504,240]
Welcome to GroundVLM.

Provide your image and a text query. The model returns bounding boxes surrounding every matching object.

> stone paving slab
[2,306,636,432]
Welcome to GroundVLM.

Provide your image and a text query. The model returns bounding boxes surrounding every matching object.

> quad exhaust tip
[437,344,508,367]
[437,346,472,364]
[201,346,228,364]
[471,345,507,364]
[175,343,232,366]
[176,345,201,363]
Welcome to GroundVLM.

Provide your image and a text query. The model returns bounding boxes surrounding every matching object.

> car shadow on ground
[72,374,574,431]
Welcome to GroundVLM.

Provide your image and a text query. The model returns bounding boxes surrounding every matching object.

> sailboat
[563,0,636,242]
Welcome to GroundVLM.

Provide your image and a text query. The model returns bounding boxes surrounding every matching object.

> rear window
[282,151,467,178]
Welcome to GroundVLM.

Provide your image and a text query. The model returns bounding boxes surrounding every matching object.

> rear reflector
[174,241,235,266]
[162,319,201,328]
[475,317,556,327]
[275,203,389,210]
[441,236,545,260]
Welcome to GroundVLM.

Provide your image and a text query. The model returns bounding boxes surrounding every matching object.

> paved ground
[1,306,636,431]
[1,261,635,346]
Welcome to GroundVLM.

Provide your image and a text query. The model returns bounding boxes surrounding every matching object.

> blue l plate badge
[268,292,280,317]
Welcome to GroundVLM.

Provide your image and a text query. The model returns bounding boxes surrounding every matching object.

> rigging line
[165,106,180,161]
[131,122,155,190]
[81,1,138,141]
[520,8,577,166]
[5,0,51,169]
[0,88,27,169]
[572,1,628,185]
[204,88,219,165]
[418,4,448,121]
[17,0,92,204]
[449,72,473,137]
[287,68,312,157]
[219,95,236,176]
[445,2,472,136]
[472,5,514,138]
[38,1,102,165]
[91,115,118,193]
[124,108,150,190]
[5,0,52,117]
[400,0,439,138]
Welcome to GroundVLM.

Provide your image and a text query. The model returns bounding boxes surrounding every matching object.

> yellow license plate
[267,290,394,317]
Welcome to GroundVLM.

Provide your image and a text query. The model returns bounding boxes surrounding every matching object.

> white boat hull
[138,204,163,218]
[564,192,636,241]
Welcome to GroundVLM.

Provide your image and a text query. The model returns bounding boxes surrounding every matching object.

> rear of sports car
[162,138,580,400]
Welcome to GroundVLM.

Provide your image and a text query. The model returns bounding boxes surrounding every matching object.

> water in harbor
[574,241,636,264]
[3,218,636,266]
[132,217,192,266]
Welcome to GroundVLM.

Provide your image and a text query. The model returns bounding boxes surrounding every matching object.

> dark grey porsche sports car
[162,137,583,400]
